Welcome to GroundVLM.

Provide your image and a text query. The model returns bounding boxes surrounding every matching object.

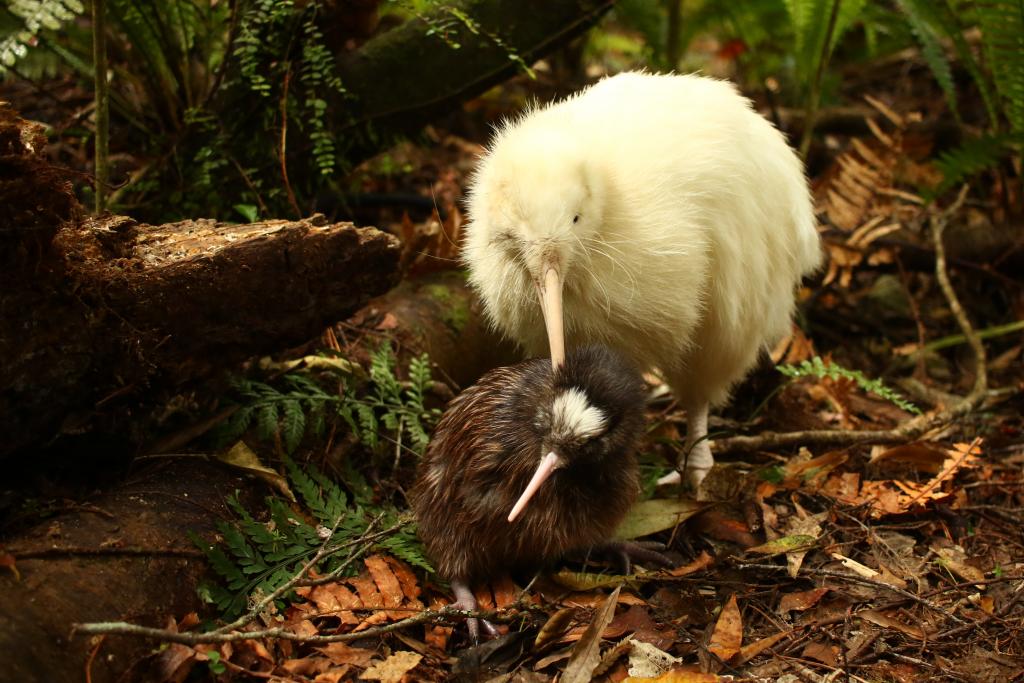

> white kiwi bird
[463,71,822,488]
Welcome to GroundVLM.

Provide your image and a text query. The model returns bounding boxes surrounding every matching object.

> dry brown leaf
[216,441,295,501]
[870,442,950,473]
[348,574,384,608]
[534,607,578,650]
[492,575,518,608]
[282,656,332,676]
[383,556,424,608]
[0,553,19,581]
[562,590,647,608]
[736,630,792,664]
[424,597,452,651]
[358,651,423,683]
[933,545,986,588]
[857,609,929,640]
[317,643,375,668]
[802,641,839,666]
[668,550,714,577]
[314,666,352,683]
[831,552,880,579]
[707,594,742,663]
[778,588,830,614]
[561,586,621,683]
[304,584,360,624]
[365,555,404,609]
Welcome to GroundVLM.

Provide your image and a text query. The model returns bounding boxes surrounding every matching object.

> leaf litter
[144,66,1024,683]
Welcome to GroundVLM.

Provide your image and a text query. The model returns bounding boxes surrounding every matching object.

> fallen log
[0,459,260,683]
[0,107,402,458]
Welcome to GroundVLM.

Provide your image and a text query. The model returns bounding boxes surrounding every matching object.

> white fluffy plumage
[463,72,822,486]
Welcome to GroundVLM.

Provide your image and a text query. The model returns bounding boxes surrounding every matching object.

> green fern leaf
[255,403,279,441]
[934,133,1021,192]
[897,0,960,121]
[976,1,1024,132]
[281,398,306,454]
[778,356,921,414]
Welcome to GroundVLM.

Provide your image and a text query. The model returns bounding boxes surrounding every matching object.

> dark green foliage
[235,0,345,177]
[193,457,433,619]
[975,1,1024,134]
[212,344,439,457]
[934,132,1023,193]
[778,356,921,415]
[0,0,84,73]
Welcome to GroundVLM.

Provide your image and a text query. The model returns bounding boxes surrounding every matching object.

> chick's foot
[586,540,674,575]
[451,580,500,643]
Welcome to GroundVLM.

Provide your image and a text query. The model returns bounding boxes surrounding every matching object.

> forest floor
[5,58,1024,683]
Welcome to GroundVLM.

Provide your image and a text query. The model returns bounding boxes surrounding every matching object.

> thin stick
[73,606,517,645]
[279,66,301,219]
[733,562,968,625]
[92,0,109,212]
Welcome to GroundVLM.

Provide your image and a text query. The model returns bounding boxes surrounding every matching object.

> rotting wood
[0,107,402,458]
[0,459,260,683]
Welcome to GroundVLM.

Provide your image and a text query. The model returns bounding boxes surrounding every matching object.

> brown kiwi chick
[410,345,666,640]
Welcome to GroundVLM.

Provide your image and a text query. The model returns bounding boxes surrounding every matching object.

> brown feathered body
[411,346,646,584]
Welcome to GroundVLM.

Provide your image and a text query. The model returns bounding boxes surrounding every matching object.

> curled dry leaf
[707,594,743,663]
[624,670,721,683]
[857,609,929,640]
[668,550,714,577]
[736,630,792,665]
[217,441,295,501]
[534,607,577,650]
[561,586,621,683]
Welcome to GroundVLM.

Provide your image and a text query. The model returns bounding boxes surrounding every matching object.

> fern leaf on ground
[778,356,921,414]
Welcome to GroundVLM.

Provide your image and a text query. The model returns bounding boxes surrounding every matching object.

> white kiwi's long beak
[537,266,565,370]
[507,451,563,522]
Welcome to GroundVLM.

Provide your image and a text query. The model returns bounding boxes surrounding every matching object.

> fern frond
[0,0,84,72]
[897,0,961,121]
[976,1,1024,132]
[934,132,1021,192]
[280,398,306,454]
[778,356,921,414]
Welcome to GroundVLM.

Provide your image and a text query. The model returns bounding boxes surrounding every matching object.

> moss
[424,283,470,333]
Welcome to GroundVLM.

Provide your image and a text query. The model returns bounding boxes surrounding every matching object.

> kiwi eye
[572,214,580,224]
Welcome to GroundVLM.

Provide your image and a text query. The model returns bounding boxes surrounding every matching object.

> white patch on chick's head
[551,388,606,441]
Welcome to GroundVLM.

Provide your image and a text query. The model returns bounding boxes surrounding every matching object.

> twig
[73,606,519,645]
[92,0,109,212]
[714,187,985,456]
[734,562,968,625]
[279,65,301,219]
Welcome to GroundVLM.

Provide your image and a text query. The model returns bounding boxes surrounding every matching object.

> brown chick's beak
[537,266,565,370]
[508,451,563,522]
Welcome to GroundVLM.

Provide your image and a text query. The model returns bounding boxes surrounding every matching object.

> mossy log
[0,107,402,459]
[333,0,614,160]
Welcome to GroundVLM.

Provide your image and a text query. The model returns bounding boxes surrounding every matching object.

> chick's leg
[451,580,499,643]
